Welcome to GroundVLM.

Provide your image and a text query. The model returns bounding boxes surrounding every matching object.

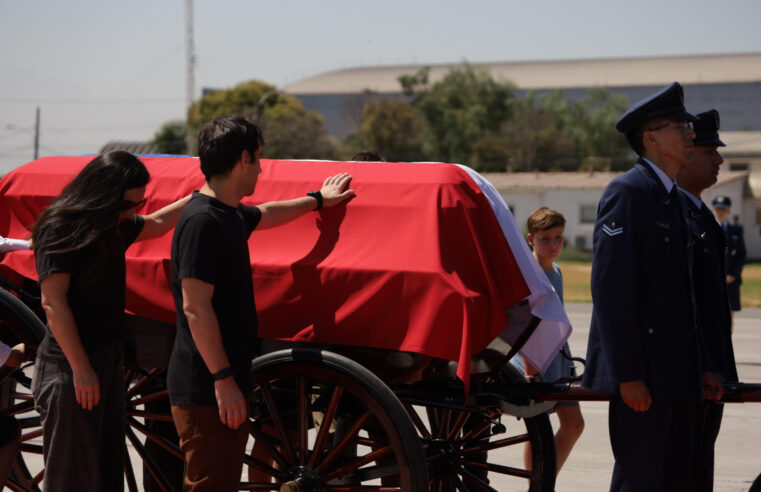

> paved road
[20,303,760,491]
[554,303,761,492]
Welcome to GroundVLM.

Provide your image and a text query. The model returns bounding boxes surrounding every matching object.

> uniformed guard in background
[582,82,722,491]
[711,194,746,320]
[676,109,738,491]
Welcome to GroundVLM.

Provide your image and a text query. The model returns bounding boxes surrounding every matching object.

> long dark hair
[32,151,150,257]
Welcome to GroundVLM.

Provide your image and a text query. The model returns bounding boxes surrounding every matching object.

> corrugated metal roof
[481,169,749,191]
[283,53,761,95]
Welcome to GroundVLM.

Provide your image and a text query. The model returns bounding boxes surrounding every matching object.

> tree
[187,80,276,130]
[151,120,188,155]
[399,64,518,167]
[495,94,575,171]
[539,88,631,170]
[573,88,632,170]
[185,79,339,159]
[253,101,339,160]
[358,97,426,161]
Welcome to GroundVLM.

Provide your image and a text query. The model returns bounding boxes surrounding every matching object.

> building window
[575,235,587,249]
[580,205,596,224]
[730,162,749,171]
[755,207,761,225]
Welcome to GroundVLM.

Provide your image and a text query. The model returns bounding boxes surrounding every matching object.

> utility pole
[185,0,196,153]
[33,107,40,160]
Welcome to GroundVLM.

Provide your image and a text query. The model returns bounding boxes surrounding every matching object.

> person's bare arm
[136,194,193,241]
[40,273,100,410]
[181,277,247,429]
[257,173,354,230]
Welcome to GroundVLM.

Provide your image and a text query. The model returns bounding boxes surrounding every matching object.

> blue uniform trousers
[609,398,697,492]
[692,402,724,491]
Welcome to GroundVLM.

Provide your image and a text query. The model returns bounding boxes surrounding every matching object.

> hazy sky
[1,0,760,174]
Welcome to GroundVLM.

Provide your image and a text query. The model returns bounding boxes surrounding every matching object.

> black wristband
[306,191,323,211]
[212,367,233,381]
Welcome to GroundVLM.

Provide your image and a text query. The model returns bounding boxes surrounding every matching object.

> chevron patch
[602,219,624,237]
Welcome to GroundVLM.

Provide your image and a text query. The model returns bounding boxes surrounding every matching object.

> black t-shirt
[167,191,261,405]
[35,215,145,360]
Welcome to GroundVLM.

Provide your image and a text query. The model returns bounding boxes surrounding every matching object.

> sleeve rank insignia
[602,219,624,237]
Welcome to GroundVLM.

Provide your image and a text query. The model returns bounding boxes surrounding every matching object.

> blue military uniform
[682,111,738,492]
[712,195,747,311]
[582,82,709,491]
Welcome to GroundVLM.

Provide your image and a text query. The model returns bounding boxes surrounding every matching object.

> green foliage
[492,89,632,171]
[537,89,632,170]
[255,101,338,160]
[399,64,517,168]
[186,79,339,159]
[393,65,632,171]
[151,120,188,155]
[358,98,426,161]
[188,80,276,130]
[497,93,575,171]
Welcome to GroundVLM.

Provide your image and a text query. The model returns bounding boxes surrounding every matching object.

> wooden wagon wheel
[0,287,45,492]
[398,362,557,492]
[244,348,429,491]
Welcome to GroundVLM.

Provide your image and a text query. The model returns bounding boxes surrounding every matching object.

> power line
[0,97,184,104]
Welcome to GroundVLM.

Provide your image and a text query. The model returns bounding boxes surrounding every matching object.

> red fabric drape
[0,156,529,383]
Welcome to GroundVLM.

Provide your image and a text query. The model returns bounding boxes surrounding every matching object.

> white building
[482,160,752,256]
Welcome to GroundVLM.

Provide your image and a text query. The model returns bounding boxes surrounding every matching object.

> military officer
[582,82,721,491]
[676,109,738,491]
[711,195,746,317]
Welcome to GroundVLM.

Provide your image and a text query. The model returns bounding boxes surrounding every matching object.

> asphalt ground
[17,303,761,491]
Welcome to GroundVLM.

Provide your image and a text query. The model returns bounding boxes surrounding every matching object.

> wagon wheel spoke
[248,420,291,475]
[126,367,165,398]
[246,349,428,490]
[460,466,498,491]
[297,376,308,466]
[125,426,177,492]
[243,451,287,482]
[126,416,184,460]
[124,437,139,492]
[259,382,298,464]
[308,385,343,468]
[426,406,441,438]
[409,401,555,492]
[314,408,367,474]
[403,402,431,439]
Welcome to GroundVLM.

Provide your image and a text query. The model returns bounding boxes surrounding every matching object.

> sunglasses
[119,197,147,211]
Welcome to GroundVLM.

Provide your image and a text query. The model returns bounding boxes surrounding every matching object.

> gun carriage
[0,156,758,492]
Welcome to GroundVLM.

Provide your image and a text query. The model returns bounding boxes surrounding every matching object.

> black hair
[197,115,264,180]
[32,150,150,266]
[350,150,386,162]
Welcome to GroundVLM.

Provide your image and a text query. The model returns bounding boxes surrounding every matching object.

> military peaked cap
[616,82,698,135]
[712,195,732,208]
[693,109,726,147]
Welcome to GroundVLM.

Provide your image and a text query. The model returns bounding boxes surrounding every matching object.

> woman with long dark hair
[31,150,190,491]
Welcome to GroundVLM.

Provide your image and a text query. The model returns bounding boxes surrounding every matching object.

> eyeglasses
[119,197,147,211]
[646,121,694,134]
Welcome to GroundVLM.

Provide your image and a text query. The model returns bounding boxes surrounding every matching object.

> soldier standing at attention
[676,109,737,491]
[582,82,722,491]
[711,194,746,325]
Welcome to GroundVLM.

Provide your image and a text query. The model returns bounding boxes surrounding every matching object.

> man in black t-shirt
[168,115,354,491]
